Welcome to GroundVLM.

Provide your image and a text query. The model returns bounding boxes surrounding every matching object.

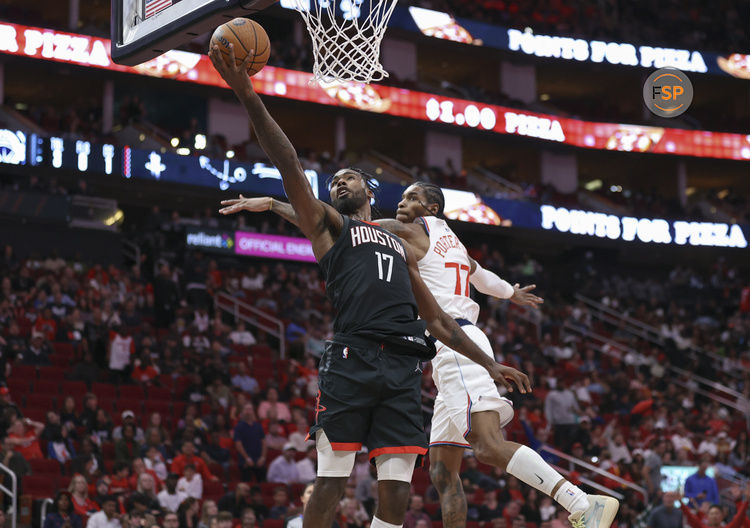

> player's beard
[332,190,367,215]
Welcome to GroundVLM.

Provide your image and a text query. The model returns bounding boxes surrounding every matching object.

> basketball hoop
[291,0,398,85]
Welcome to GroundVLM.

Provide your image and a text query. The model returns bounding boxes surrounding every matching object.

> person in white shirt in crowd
[86,496,121,528]
[177,464,203,500]
[231,361,259,394]
[544,378,581,450]
[671,423,694,454]
[158,473,188,513]
[241,267,265,290]
[229,321,257,346]
[697,433,718,457]
[193,307,210,333]
[603,422,632,464]
[145,446,168,482]
[296,444,317,483]
[112,410,145,443]
[267,443,300,484]
[107,326,134,383]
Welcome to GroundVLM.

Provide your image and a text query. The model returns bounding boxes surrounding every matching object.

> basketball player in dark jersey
[210,45,530,528]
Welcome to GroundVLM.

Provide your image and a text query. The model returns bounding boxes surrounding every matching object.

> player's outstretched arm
[469,258,543,307]
[404,242,531,394]
[219,195,300,227]
[209,44,339,243]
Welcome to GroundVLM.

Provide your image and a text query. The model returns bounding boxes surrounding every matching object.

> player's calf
[303,477,348,528]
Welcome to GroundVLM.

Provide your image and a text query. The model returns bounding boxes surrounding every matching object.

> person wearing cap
[267,443,300,485]
[157,473,187,513]
[43,490,83,528]
[21,330,51,365]
[113,411,145,444]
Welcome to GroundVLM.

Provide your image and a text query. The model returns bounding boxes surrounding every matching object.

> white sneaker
[568,495,620,528]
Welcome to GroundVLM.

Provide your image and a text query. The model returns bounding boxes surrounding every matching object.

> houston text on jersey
[350,224,407,260]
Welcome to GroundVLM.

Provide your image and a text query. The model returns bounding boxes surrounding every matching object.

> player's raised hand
[219,195,272,215]
[487,363,532,394]
[510,284,543,307]
[208,43,255,93]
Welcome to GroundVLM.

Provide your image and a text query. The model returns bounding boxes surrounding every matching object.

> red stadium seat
[147,387,172,400]
[24,393,57,411]
[34,380,61,396]
[24,475,59,498]
[204,479,225,501]
[38,366,67,381]
[7,379,32,397]
[29,458,62,476]
[12,364,38,381]
[411,467,431,495]
[61,381,88,400]
[51,355,72,368]
[144,400,172,419]
[116,399,144,415]
[52,342,75,357]
[92,382,117,401]
[101,442,115,460]
[119,385,146,400]
[263,520,283,528]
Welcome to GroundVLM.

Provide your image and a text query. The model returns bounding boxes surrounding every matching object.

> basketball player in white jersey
[219,182,619,528]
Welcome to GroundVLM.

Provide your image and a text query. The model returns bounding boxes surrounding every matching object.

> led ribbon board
[1,22,750,162]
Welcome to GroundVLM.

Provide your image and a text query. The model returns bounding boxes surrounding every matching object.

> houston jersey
[417,216,480,324]
[319,215,434,359]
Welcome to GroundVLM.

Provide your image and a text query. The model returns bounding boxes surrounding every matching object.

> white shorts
[429,323,514,448]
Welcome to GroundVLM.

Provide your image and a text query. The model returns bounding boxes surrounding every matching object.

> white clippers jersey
[417,216,480,324]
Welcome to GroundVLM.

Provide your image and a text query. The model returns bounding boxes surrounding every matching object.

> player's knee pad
[498,397,514,428]
[375,453,418,482]
[316,430,357,478]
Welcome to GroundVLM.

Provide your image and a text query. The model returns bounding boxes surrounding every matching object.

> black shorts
[309,335,428,461]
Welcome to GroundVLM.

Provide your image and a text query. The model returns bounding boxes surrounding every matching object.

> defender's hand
[510,284,543,307]
[487,363,532,394]
[209,43,255,93]
[219,195,272,215]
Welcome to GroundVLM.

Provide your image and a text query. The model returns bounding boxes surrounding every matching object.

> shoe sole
[589,496,620,527]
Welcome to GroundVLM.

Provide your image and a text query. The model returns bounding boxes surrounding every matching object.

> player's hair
[413,181,445,216]
[328,167,379,194]
[328,167,381,216]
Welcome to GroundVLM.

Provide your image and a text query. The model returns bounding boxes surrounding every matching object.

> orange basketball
[210,18,270,77]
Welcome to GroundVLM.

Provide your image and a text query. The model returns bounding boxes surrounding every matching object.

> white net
[292,0,399,84]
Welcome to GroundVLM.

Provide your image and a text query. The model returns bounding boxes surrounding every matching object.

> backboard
[111,0,276,66]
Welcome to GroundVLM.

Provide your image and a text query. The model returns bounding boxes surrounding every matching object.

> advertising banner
[235,231,316,262]
[185,227,235,253]
[2,22,750,161]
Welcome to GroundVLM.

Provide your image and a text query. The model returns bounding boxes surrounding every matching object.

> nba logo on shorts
[343,347,349,359]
